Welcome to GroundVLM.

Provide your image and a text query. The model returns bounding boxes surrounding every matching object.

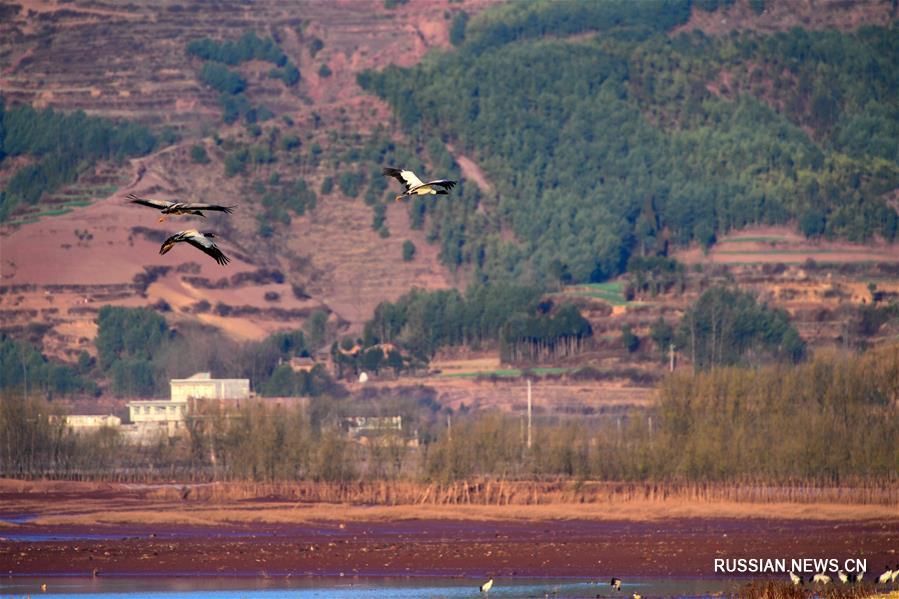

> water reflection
[0,576,742,598]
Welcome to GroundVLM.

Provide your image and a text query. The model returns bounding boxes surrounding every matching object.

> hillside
[362,0,899,284]
[0,0,493,361]
[2,0,898,406]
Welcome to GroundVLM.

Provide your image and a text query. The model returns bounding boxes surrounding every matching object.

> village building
[125,372,251,440]
[55,414,121,432]
[170,371,250,402]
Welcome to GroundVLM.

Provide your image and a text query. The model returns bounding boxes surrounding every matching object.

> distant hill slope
[0,0,494,359]
[360,0,899,285]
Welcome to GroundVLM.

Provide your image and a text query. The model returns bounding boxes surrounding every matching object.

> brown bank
[0,480,895,579]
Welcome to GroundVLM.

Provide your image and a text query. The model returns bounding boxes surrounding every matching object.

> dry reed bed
[4,479,898,526]
[144,480,899,507]
[28,499,899,528]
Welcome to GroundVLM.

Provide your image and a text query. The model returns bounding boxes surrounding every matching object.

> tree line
[3,344,896,483]
[0,100,160,221]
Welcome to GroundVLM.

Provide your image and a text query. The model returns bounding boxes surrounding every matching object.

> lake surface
[0,575,743,598]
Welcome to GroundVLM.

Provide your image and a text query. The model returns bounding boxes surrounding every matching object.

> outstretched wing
[127,193,175,211]
[424,179,456,191]
[186,203,237,214]
[185,232,231,266]
[382,167,424,192]
[159,232,181,255]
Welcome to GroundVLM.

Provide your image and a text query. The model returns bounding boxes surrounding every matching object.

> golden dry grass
[18,499,899,528]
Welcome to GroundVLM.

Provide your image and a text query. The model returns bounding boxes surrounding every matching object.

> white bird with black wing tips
[479,578,493,594]
[127,193,237,222]
[159,229,230,266]
[382,167,456,202]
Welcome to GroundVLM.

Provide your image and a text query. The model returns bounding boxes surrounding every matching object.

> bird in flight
[159,230,230,266]
[382,167,456,202]
[127,193,237,222]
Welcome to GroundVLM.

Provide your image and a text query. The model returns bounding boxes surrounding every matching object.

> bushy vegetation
[9,342,892,482]
[0,335,97,398]
[359,3,899,285]
[500,303,592,363]
[676,287,806,369]
[251,176,317,237]
[0,101,158,221]
[199,63,246,95]
[187,31,288,67]
[90,306,337,398]
[362,283,545,359]
[188,32,299,123]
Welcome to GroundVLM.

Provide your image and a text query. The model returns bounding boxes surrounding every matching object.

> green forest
[188,31,299,124]
[0,101,160,221]
[359,0,899,285]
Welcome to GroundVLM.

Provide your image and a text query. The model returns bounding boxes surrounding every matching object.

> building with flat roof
[170,372,250,402]
[54,414,121,432]
[127,398,188,437]
[124,372,248,440]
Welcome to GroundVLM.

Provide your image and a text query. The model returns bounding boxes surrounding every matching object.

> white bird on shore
[877,565,893,585]
[838,570,849,584]
[480,578,493,594]
[812,573,831,585]
[610,577,622,591]
[891,564,899,584]
[789,571,802,585]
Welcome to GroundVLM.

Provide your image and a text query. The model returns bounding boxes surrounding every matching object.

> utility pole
[669,343,676,372]
[526,379,532,450]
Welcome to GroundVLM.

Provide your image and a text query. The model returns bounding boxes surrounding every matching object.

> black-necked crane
[877,565,894,585]
[382,167,456,202]
[891,564,899,585]
[127,193,236,222]
[789,572,803,585]
[812,573,832,585]
[610,577,622,591]
[159,230,230,265]
[480,578,493,594]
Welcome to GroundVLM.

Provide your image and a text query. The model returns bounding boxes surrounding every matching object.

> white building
[125,372,249,439]
[126,398,188,437]
[55,414,121,432]
[170,372,250,402]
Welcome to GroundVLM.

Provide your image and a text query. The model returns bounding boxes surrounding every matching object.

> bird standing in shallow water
[610,577,622,591]
[480,578,493,594]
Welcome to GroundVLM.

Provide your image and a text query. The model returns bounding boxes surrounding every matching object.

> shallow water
[0,576,742,598]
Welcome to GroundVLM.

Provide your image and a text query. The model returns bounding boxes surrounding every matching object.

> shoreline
[2,516,896,579]
[1,480,896,579]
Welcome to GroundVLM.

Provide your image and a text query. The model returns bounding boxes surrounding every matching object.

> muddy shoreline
[2,518,895,579]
